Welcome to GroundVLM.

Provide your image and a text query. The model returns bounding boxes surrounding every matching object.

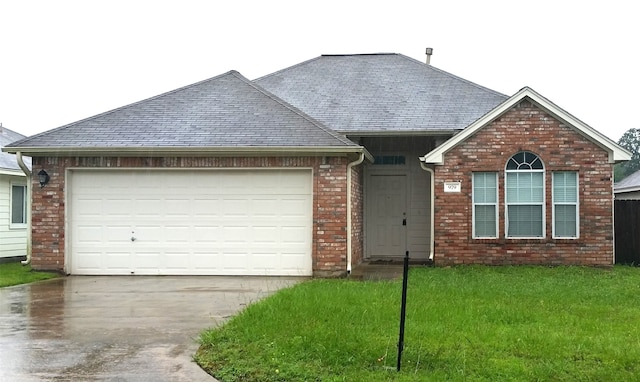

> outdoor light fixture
[38,170,50,188]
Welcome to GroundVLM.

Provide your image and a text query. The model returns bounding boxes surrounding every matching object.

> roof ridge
[257,53,508,101]
[9,71,242,147]
[320,53,397,57]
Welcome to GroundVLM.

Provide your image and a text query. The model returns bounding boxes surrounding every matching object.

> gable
[422,87,631,165]
[443,100,614,170]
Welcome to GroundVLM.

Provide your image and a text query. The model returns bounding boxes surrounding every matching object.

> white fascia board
[615,186,640,194]
[1,146,369,158]
[421,87,632,165]
[0,168,26,176]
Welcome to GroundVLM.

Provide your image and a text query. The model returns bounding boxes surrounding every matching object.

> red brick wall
[434,100,614,266]
[350,165,364,268]
[29,156,353,276]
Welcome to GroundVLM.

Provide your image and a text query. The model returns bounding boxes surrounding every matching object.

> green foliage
[616,128,640,181]
[0,262,58,287]
[196,266,640,381]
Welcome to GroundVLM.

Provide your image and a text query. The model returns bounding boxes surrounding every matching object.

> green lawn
[196,266,640,381]
[0,261,58,287]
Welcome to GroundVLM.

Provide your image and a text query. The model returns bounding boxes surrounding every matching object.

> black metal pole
[397,250,409,371]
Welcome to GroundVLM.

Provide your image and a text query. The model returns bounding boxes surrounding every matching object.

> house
[614,169,640,200]
[0,125,31,261]
[3,53,631,275]
[614,169,640,264]
[257,54,629,266]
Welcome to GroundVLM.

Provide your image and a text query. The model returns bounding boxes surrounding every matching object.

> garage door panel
[75,226,103,243]
[192,226,221,242]
[192,199,220,217]
[163,226,191,243]
[165,252,190,269]
[70,169,312,276]
[281,198,310,216]
[281,226,308,243]
[252,199,278,216]
[101,226,134,243]
[135,200,164,218]
[252,227,279,244]
[222,199,251,217]
[74,199,106,217]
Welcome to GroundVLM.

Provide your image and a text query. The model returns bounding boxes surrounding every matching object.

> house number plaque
[444,182,461,193]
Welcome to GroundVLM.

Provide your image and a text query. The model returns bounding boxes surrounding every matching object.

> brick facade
[29,156,357,276]
[434,100,615,266]
[350,165,364,267]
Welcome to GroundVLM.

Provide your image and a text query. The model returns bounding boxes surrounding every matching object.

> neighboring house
[3,53,631,276]
[614,169,640,200]
[0,126,31,260]
[613,169,640,264]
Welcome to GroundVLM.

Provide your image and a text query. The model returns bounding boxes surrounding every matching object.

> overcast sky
[1,0,637,142]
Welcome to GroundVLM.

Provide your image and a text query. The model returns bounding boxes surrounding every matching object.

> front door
[366,174,407,259]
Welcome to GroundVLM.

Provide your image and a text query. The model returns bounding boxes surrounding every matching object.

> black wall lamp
[38,170,50,188]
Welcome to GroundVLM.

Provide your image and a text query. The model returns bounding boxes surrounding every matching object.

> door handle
[131,236,137,242]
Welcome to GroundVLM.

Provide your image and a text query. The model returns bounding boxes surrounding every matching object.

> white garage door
[68,169,312,276]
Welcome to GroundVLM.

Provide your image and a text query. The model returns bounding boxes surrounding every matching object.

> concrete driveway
[0,276,302,381]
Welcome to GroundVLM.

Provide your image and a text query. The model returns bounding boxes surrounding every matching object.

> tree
[615,128,640,181]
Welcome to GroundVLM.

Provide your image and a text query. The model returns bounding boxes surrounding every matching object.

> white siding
[0,175,28,258]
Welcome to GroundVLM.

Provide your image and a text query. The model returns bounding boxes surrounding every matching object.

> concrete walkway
[0,276,302,381]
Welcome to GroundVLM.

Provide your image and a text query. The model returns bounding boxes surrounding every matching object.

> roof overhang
[615,186,640,194]
[344,129,458,137]
[2,145,374,162]
[421,87,632,165]
[0,168,26,176]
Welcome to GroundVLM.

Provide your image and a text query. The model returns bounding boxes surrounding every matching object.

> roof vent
[425,47,433,65]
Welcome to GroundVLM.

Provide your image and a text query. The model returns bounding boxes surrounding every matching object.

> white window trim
[504,169,546,240]
[552,172,580,239]
[472,172,498,239]
[10,182,27,229]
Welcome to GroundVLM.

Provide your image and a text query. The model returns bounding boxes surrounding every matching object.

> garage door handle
[131,236,137,242]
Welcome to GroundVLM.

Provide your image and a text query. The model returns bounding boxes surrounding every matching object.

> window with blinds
[552,171,579,238]
[505,152,545,238]
[473,172,498,238]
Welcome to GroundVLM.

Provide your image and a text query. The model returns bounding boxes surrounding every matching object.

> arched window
[505,151,544,238]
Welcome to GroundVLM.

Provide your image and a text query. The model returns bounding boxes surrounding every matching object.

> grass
[195,266,640,381]
[0,261,59,287]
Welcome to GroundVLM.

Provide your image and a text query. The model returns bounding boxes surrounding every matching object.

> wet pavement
[0,276,303,381]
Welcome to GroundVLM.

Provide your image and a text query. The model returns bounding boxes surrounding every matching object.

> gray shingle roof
[0,127,30,171]
[615,169,640,193]
[5,71,359,152]
[255,53,508,134]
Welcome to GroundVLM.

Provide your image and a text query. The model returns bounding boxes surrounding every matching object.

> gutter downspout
[16,152,32,265]
[346,152,365,274]
[420,162,435,262]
